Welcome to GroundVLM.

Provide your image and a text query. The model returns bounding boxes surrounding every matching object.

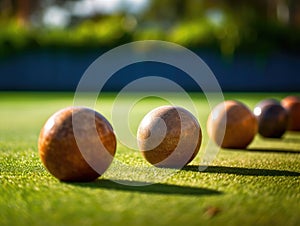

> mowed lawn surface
[0,92,299,226]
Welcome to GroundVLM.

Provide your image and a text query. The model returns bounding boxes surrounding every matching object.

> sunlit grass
[0,92,299,226]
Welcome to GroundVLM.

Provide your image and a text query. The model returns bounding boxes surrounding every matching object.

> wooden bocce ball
[137,106,202,168]
[254,99,288,138]
[207,100,258,149]
[38,107,116,182]
[281,96,300,131]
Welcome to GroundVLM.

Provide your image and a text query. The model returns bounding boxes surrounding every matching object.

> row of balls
[38,95,300,182]
[38,105,202,182]
[208,95,300,149]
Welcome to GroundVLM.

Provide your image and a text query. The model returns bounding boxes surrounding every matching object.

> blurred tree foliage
[0,0,300,57]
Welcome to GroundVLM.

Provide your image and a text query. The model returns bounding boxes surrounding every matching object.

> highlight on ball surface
[137,105,202,168]
[38,107,116,182]
[207,100,258,149]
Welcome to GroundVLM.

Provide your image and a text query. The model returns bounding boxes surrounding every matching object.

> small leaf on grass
[204,206,222,218]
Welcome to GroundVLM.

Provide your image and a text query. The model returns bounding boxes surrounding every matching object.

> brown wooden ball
[207,100,258,149]
[137,106,202,168]
[281,96,300,131]
[254,99,288,138]
[38,107,116,182]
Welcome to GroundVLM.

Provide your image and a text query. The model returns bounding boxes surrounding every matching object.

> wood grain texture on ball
[207,100,257,149]
[137,106,202,168]
[38,107,116,182]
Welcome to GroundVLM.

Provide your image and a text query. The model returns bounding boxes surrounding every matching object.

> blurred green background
[1,0,300,56]
[1,0,300,92]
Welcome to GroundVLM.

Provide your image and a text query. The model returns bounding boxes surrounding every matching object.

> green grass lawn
[0,92,299,226]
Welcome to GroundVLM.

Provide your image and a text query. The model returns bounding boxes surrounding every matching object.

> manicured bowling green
[0,92,299,226]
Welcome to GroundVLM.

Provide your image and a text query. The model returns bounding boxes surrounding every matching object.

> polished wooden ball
[137,106,202,168]
[254,99,288,138]
[281,96,300,131]
[38,107,116,182]
[207,100,257,149]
